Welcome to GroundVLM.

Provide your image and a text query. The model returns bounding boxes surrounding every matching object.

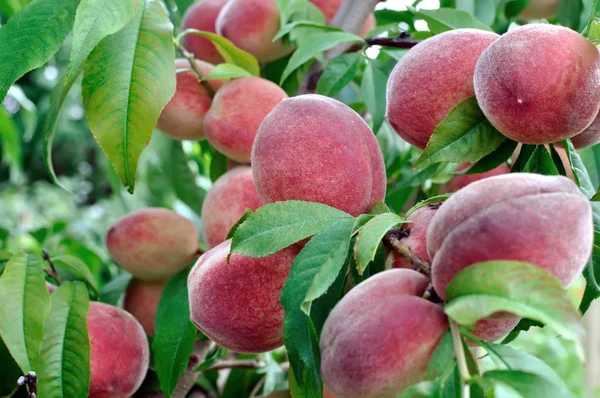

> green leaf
[281,219,355,393]
[37,282,90,398]
[51,255,99,297]
[180,30,260,76]
[280,31,364,84]
[316,52,362,97]
[511,144,537,173]
[209,150,228,183]
[0,0,32,18]
[274,20,338,40]
[361,61,388,133]
[225,209,253,241]
[522,145,559,175]
[354,213,404,274]
[405,194,450,218]
[548,144,567,177]
[0,0,80,102]
[408,7,494,34]
[300,218,355,315]
[230,201,352,258]
[0,106,22,182]
[477,370,573,398]
[414,97,506,170]
[205,63,252,80]
[458,139,517,175]
[153,268,197,397]
[425,331,454,379]
[82,0,176,193]
[0,252,51,373]
[99,273,132,306]
[556,0,583,30]
[444,261,584,358]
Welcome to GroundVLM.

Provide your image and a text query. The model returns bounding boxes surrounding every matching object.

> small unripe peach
[157,59,224,141]
[204,77,288,163]
[201,167,262,248]
[181,0,230,64]
[123,278,167,336]
[188,240,299,353]
[519,0,560,19]
[88,302,149,398]
[106,208,200,281]
[321,269,448,398]
[474,24,600,144]
[386,29,499,149]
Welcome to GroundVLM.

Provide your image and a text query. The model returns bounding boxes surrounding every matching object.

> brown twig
[204,359,265,372]
[42,249,62,286]
[365,32,421,49]
[383,229,431,276]
[174,39,216,98]
[170,340,216,398]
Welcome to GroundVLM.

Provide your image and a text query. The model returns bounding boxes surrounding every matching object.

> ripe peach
[204,77,288,163]
[320,269,448,398]
[388,204,440,270]
[252,95,386,216]
[569,113,600,149]
[309,0,375,36]
[519,0,560,19]
[386,29,499,149]
[468,318,520,344]
[216,0,292,63]
[106,208,200,281]
[187,240,299,353]
[428,173,593,300]
[444,163,511,193]
[181,0,230,64]
[88,302,149,398]
[123,278,168,336]
[201,167,262,248]
[157,59,224,141]
[474,24,600,144]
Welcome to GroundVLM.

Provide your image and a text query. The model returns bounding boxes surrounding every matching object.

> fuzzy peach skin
[123,278,168,336]
[216,0,292,63]
[204,77,288,163]
[309,0,375,36]
[106,208,200,281]
[252,95,386,216]
[388,204,441,270]
[474,24,600,144]
[320,269,448,398]
[444,163,511,193]
[188,240,299,353]
[386,29,499,149]
[181,0,230,64]
[467,318,520,344]
[428,173,593,300]
[201,167,262,248]
[519,0,560,19]
[568,113,600,149]
[157,59,224,141]
[88,302,150,398]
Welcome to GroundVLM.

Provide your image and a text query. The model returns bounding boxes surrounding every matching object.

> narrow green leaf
[556,0,583,30]
[548,144,568,177]
[230,201,352,258]
[51,255,99,297]
[181,30,260,76]
[408,7,494,34]
[209,150,228,183]
[361,62,388,133]
[82,0,176,193]
[37,282,90,398]
[280,31,364,84]
[414,97,506,170]
[444,261,584,358]
[205,63,252,80]
[300,218,355,315]
[225,209,253,241]
[477,370,573,398]
[153,268,197,397]
[275,20,338,40]
[511,144,537,173]
[0,106,22,182]
[0,0,80,102]
[0,252,51,373]
[99,273,132,306]
[405,194,450,218]
[458,139,517,175]
[316,52,362,97]
[522,145,559,175]
[354,213,404,274]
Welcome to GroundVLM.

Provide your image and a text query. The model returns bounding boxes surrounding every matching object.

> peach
[467,318,520,344]
[428,173,593,300]
[106,208,200,281]
[444,163,511,193]
[181,0,230,64]
[309,0,375,36]
[123,278,168,336]
[204,77,288,163]
[519,0,560,19]
[569,112,600,149]
[187,240,299,353]
[474,24,600,144]
[252,95,386,216]
[88,302,149,398]
[388,204,440,270]
[157,59,224,141]
[46,282,57,293]
[320,269,448,398]
[201,167,262,248]
[216,0,292,63]
[386,29,499,149]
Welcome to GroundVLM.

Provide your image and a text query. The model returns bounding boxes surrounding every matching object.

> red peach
[204,77,288,163]
[569,112,600,149]
[88,302,149,398]
[181,0,230,64]
[123,278,167,336]
[309,0,375,36]
[187,240,299,353]
[445,163,511,193]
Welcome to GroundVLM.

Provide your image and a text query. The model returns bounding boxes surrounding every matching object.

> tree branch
[42,249,62,286]
[451,321,471,398]
[173,32,217,98]
[365,32,421,49]
[383,229,431,276]
[204,359,265,372]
